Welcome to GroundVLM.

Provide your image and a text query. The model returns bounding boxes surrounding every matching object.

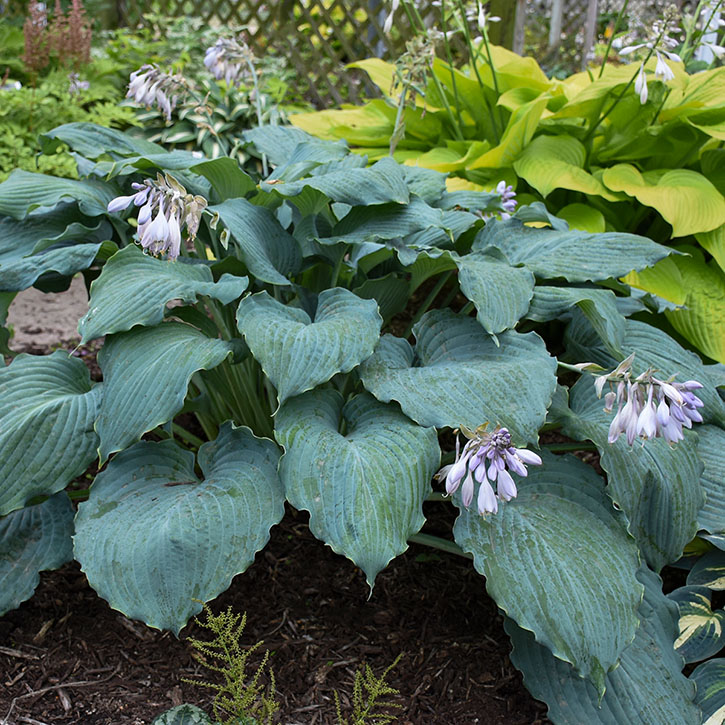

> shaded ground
[1,282,552,724]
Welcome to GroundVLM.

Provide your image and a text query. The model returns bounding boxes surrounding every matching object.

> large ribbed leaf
[191,157,256,200]
[668,585,725,663]
[236,288,382,405]
[0,170,115,219]
[563,316,725,427]
[688,550,725,590]
[507,566,699,724]
[0,493,74,616]
[526,285,625,357]
[96,323,233,461]
[453,452,641,694]
[211,198,302,285]
[275,390,439,587]
[698,426,725,535]
[558,378,704,571]
[691,659,725,725]
[79,246,248,342]
[261,156,409,206]
[359,310,557,444]
[455,252,535,334]
[74,424,285,634]
[474,219,670,282]
[0,352,101,516]
[42,122,164,158]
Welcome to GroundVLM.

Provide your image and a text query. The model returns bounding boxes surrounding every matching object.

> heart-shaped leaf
[360,310,557,444]
[96,322,233,461]
[74,424,285,634]
[236,288,382,405]
[0,352,101,516]
[507,566,699,724]
[454,452,642,693]
[275,390,439,587]
[0,493,74,616]
[79,246,247,342]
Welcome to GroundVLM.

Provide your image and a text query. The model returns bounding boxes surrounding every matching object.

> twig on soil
[1,664,121,725]
[0,647,39,660]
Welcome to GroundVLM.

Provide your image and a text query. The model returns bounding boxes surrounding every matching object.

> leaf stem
[172,423,205,449]
[408,532,472,559]
[403,270,453,337]
[598,0,630,78]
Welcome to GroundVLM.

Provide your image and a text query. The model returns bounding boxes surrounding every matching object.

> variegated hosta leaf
[453,452,642,694]
[236,288,382,405]
[474,218,670,282]
[275,390,439,587]
[687,549,725,590]
[210,198,302,285]
[668,585,725,663]
[0,352,101,516]
[564,316,725,428]
[691,659,725,725]
[507,566,700,724]
[698,425,725,535]
[557,378,703,571]
[359,310,557,444]
[96,323,233,462]
[79,246,248,342]
[454,252,535,335]
[74,424,285,634]
[526,285,625,357]
[0,493,74,616]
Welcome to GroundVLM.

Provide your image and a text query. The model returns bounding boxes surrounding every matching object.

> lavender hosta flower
[596,354,705,446]
[634,64,648,104]
[496,180,517,219]
[127,64,188,121]
[107,174,207,261]
[204,36,255,87]
[436,424,542,516]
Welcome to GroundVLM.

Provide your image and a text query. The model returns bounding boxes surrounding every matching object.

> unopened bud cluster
[595,354,704,445]
[107,174,207,261]
[436,425,542,516]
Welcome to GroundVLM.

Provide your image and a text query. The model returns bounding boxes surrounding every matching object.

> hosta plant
[1,121,724,723]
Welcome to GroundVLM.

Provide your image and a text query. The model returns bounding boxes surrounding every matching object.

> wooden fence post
[548,0,563,49]
[582,0,598,69]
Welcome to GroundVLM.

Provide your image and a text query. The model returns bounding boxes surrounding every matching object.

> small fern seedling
[182,603,279,725]
[334,654,404,725]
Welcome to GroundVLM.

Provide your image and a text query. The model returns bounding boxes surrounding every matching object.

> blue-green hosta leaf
[698,426,725,535]
[691,659,725,725]
[244,125,336,167]
[74,424,285,634]
[42,122,164,159]
[211,198,302,285]
[507,566,699,724]
[564,317,725,428]
[0,493,74,616]
[79,246,248,342]
[0,170,116,220]
[191,157,256,200]
[558,378,704,571]
[360,310,557,444]
[236,289,382,405]
[454,452,641,693]
[96,323,233,461]
[262,156,409,206]
[0,352,101,516]
[668,585,725,663]
[455,252,535,334]
[526,286,625,357]
[275,390,439,587]
[474,218,671,282]
[688,549,725,590]
[150,705,213,725]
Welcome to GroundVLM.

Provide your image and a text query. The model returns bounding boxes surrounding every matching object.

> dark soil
[1,503,551,725]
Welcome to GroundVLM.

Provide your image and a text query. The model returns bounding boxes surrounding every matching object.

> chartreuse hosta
[1,122,725,723]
